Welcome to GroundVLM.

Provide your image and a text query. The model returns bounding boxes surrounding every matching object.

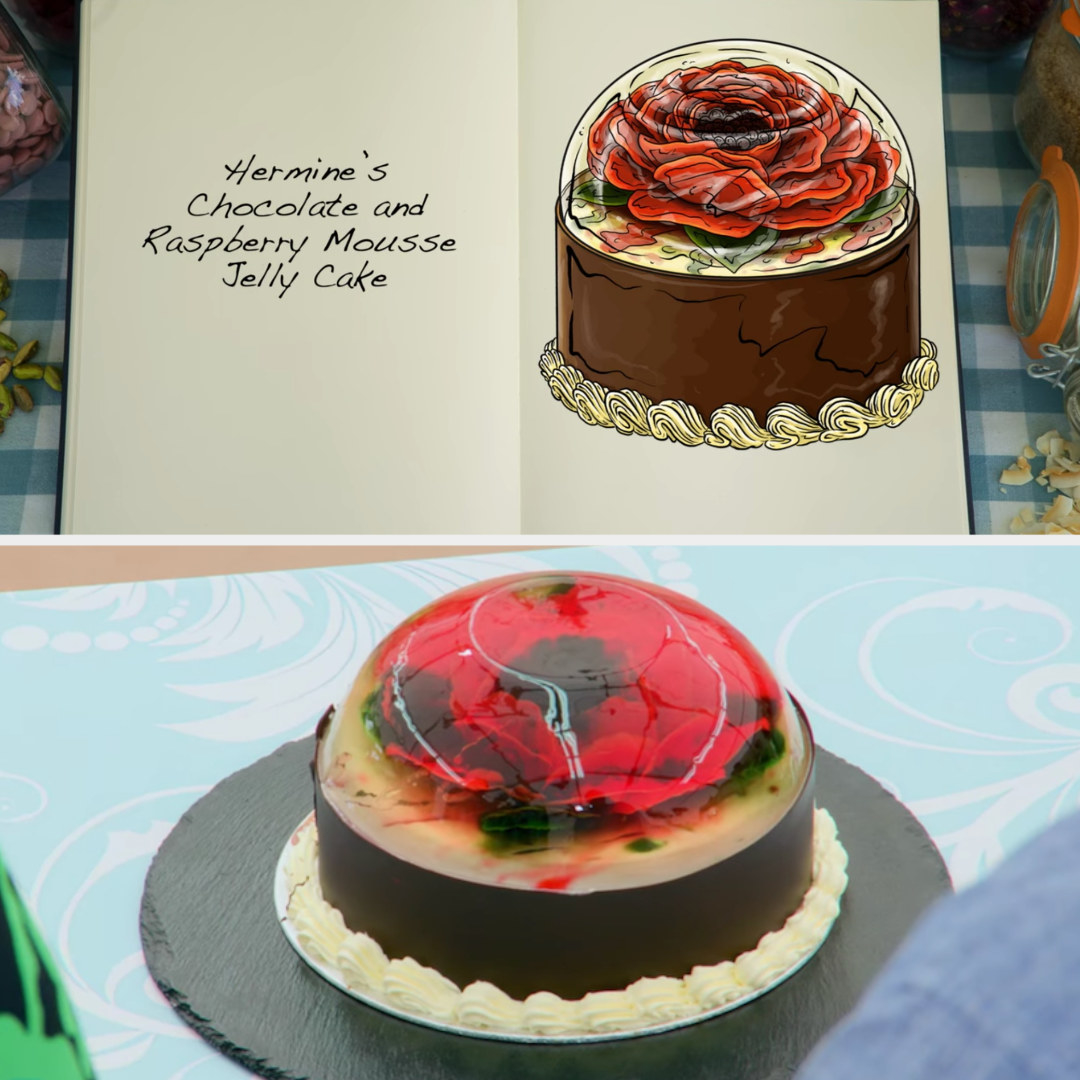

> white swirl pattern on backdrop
[2,547,1078,1078]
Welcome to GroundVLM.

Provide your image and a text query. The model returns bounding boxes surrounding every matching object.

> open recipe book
[61,0,971,533]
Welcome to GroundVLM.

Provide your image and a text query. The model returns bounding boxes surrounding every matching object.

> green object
[685,224,781,272]
[572,178,631,206]
[0,333,16,353]
[843,183,909,224]
[359,686,384,747]
[625,836,665,853]
[513,579,575,603]
[731,729,787,785]
[0,855,95,1080]
[480,805,552,850]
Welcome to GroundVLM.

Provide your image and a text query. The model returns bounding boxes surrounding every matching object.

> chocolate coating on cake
[556,201,920,425]
[312,713,816,1000]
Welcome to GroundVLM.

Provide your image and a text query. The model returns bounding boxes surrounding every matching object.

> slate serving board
[141,739,951,1080]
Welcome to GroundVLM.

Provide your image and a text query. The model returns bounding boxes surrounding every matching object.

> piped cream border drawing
[541,39,939,451]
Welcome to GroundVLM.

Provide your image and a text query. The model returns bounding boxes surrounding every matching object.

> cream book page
[62,0,520,533]
[518,0,971,534]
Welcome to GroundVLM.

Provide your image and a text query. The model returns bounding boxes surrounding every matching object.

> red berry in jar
[0,10,69,195]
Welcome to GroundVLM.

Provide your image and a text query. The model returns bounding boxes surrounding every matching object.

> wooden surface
[141,741,952,1080]
[0,546,553,592]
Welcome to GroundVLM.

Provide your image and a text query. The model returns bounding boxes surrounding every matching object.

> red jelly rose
[586,60,899,237]
[364,571,789,817]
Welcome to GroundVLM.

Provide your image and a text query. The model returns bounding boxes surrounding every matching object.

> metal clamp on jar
[1007,145,1080,433]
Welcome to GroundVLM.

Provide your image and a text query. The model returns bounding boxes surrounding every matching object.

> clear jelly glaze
[318,571,811,894]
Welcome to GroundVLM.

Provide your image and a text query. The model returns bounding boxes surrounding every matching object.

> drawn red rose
[586,60,900,237]
[370,572,786,815]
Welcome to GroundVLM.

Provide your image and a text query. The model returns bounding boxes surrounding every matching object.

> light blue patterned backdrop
[3,545,1080,1078]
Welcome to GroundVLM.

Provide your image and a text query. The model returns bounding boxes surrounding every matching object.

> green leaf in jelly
[843,182,908,225]
[514,580,575,604]
[481,805,552,853]
[709,728,788,803]
[685,224,781,273]
[358,686,384,749]
[573,178,631,206]
[732,729,787,784]
[626,837,666,853]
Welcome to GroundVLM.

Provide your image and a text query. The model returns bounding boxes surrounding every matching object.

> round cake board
[141,739,951,1080]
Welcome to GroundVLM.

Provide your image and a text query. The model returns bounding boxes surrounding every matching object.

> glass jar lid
[1007,145,1080,364]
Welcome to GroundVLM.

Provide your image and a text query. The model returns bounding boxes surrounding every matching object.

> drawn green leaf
[844,182,908,224]
[574,178,631,206]
[685,224,780,272]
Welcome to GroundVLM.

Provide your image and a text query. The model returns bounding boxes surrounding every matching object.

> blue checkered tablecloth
[0,48,1062,534]
[943,50,1065,534]
[0,46,71,536]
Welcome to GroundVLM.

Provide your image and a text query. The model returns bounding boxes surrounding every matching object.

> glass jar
[3,0,76,57]
[1016,1,1080,172]
[0,7,69,197]
[1007,145,1080,431]
[939,0,1055,57]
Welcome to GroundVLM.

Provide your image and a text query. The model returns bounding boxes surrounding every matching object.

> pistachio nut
[12,340,38,366]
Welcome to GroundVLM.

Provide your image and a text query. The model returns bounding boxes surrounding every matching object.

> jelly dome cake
[542,40,939,450]
[283,571,848,1039]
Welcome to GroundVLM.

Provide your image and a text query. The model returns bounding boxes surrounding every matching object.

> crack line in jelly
[647,593,730,786]
[463,580,734,797]
[392,633,467,786]
[466,596,587,789]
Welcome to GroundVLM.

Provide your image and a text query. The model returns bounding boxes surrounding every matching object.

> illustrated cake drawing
[279,571,849,1040]
[542,41,939,450]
